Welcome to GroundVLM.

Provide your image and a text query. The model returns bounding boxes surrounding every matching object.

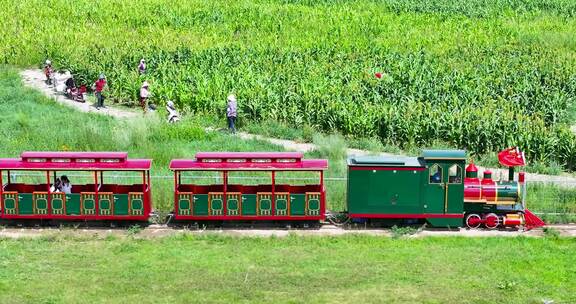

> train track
[1,223,575,239]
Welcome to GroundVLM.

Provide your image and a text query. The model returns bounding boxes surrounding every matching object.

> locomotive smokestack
[508,166,514,181]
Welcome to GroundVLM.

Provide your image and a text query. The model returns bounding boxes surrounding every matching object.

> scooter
[65,85,86,103]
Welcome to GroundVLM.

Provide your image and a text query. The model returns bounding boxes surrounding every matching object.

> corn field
[1,0,576,168]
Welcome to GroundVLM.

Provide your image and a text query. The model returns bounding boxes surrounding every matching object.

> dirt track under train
[1,224,575,239]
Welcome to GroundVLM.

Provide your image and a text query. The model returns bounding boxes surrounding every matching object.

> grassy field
[0,235,574,304]
[1,0,576,168]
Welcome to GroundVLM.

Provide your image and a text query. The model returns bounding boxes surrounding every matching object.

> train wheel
[465,214,482,229]
[484,213,500,229]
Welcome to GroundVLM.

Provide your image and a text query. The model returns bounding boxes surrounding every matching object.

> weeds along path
[20,69,576,186]
[20,69,138,119]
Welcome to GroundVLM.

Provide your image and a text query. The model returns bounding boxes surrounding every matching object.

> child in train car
[50,178,62,193]
[61,175,72,194]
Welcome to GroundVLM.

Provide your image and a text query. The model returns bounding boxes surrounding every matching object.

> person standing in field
[227,94,237,133]
[138,59,146,74]
[140,81,150,112]
[43,60,54,84]
[93,74,107,109]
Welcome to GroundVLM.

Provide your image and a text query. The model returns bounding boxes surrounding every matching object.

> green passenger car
[347,150,466,227]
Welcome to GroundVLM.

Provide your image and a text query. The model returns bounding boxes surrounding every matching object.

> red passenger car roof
[170,152,327,171]
[0,152,151,171]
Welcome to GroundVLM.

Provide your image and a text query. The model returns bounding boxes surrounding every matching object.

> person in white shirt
[226,94,237,133]
[140,81,150,113]
[61,175,72,194]
[50,178,62,193]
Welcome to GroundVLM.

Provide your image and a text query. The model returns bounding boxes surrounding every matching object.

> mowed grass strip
[0,235,574,304]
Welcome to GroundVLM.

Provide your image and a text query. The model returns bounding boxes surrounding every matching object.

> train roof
[170,152,328,171]
[0,152,151,171]
[348,156,424,168]
[421,150,466,160]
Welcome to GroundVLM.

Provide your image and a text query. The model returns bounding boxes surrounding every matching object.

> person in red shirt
[93,74,107,109]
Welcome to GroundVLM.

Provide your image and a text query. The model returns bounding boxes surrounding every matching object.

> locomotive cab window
[448,165,462,184]
[429,165,442,184]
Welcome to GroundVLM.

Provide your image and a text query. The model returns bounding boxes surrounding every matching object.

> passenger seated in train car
[50,178,62,193]
[449,175,461,183]
[430,170,441,183]
[61,175,72,194]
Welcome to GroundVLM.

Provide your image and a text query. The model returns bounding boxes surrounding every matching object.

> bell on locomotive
[463,147,544,230]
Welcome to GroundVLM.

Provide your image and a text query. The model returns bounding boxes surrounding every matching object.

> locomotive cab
[422,150,466,227]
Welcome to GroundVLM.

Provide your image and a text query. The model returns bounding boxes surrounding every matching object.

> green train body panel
[227,194,240,216]
[130,193,144,215]
[210,194,223,215]
[18,194,33,215]
[35,194,49,215]
[113,194,129,215]
[3,193,17,214]
[241,194,257,216]
[307,193,321,216]
[83,194,96,215]
[193,194,208,216]
[51,193,65,215]
[496,181,519,201]
[290,194,306,216]
[347,167,424,214]
[258,194,272,216]
[66,194,81,215]
[275,194,289,216]
[99,194,113,216]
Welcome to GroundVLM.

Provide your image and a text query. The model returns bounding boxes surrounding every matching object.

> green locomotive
[346,148,544,229]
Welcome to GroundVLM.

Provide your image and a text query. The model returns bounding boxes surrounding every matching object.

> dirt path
[1,224,574,239]
[20,69,139,118]
[234,131,396,157]
[20,69,576,186]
